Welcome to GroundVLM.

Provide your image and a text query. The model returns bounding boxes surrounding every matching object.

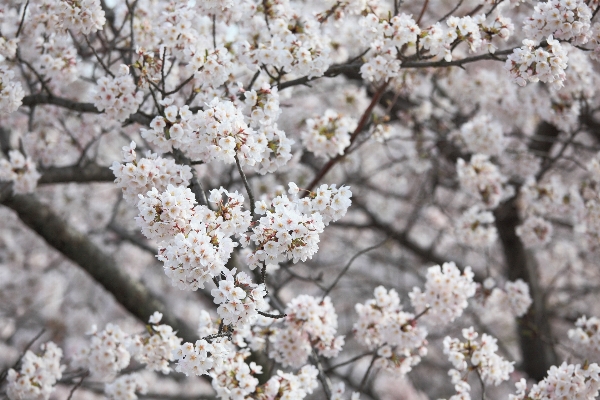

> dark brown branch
[21,94,151,125]
[0,191,198,343]
[38,163,115,184]
[494,121,560,381]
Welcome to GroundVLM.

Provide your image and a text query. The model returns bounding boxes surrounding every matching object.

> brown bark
[494,121,560,380]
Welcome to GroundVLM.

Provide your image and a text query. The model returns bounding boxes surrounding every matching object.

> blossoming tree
[2,0,600,399]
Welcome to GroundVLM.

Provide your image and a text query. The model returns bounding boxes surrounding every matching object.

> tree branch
[0,191,198,343]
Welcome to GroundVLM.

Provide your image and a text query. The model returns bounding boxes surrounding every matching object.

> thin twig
[304,81,389,193]
[16,0,30,38]
[66,371,90,400]
[0,328,46,382]
[321,237,388,301]
[234,154,255,218]
[416,0,429,25]
[257,310,287,319]
[325,351,376,372]
[359,353,378,391]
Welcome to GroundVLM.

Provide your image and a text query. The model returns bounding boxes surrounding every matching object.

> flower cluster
[94,65,144,122]
[245,193,326,269]
[505,36,569,90]
[241,84,294,174]
[126,312,182,374]
[409,262,477,325]
[56,0,106,34]
[519,176,582,219]
[516,215,553,248]
[568,315,600,355]
[503,279,533,317]
[478,278,533,318]
[0,150,40,194]
[454,206,498,248]
[269,295,344,368]
[260,365,319,400]
[184,45,233,89]
[211,350,262,399]
[452,114,506,156]
[358,13,420,81]
[111,141,192,205]
[331,382,361,400]
[354,286,428,376]
[237,17,331,79]
[523,0,592,45]
[457,154,509,209]
[444,327,514,397]
[143,98,268,167]
[289,182,353,226]
[173,338,229,377]
[105,373,148,400]
[302,109,357,159]
[136,185,251,290]
[211,268,268,328]
[0,65,24,114]
[6,342,64,400]
[72,324,130,380]
[510,362,600,399]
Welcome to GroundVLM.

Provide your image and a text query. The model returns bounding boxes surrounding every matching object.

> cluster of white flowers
[568,315,600,355]
[358,13,420,81]
[302,109,357,159]
[94,65,144,122]
[331,382,361,400]
[6,342,63,400]
[288,182,353,226]
[241,84,294,174]
[211,350,262,399]
[444,327,514,398]
[0,150,40,194]
[419,23,455,62]
[111,141,192,205]
[516,215,553,248]
[457,154,509,209]
[245,196,324,269]
[211,268,268,328]
[56,0,106,34]
[503,279,533,317]
[173,338,229,377]
[453,114,506,156]
[269,295,344,368]
[523,0,592,45]
[505,36,569,90]
[260,365,320,400]
[32,39,78,84]
[510,362,600,399]
[354,286,428,376]
[184,45,233,89]
[454,206,498,248]
[0,65,24,114]
[519,176,582,219]
[105,373,148,400]
[409,262,477,325]
[478,278,533,318]
[242,83,282,128]
[589,23,600,61]
[238,17,331,79]
[420,13,513,62]
[28,0,105,35]
[72,323,130,380]
[136,185,251,290]
[126,312,182,374]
